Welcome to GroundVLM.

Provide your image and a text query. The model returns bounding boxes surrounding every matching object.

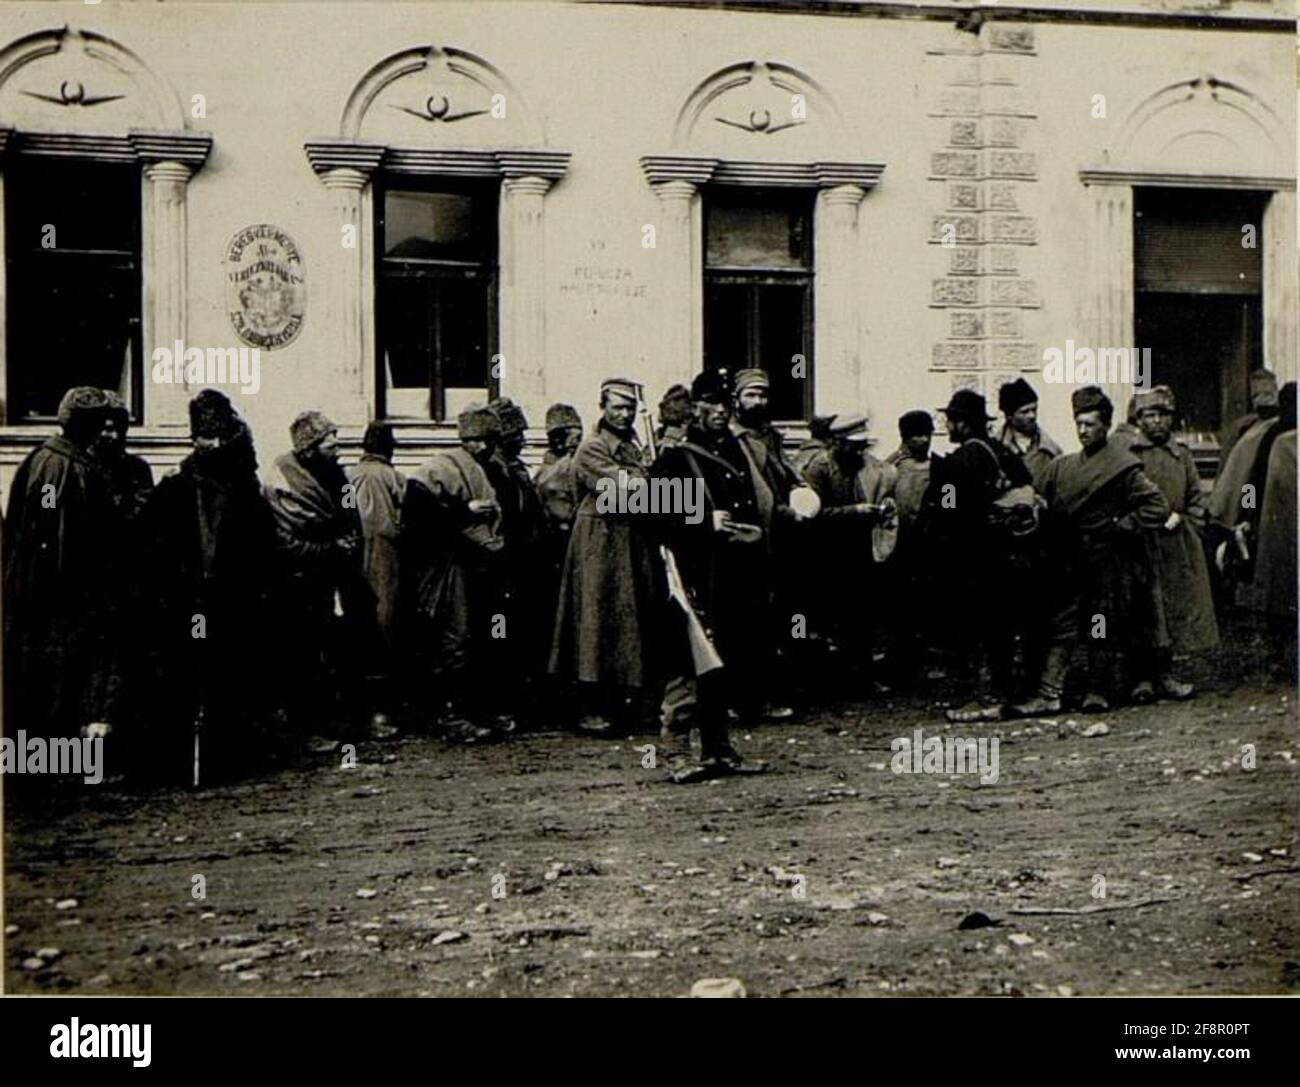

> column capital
[503,174,553,198]
[128,130,213,171]
[641,155,719,187]
[652,179,698,204]
[304,139,386,177]
[822,183,867,208]
[320,167,369,193]
[143,160,193,185]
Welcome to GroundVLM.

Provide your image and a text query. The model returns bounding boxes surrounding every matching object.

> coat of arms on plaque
[225,225,306,350]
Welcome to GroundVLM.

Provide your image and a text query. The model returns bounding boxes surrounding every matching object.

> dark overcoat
[1129,435,1219,651]
[548,422,667,690]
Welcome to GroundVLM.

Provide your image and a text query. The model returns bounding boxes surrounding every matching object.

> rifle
[631,382,724,676]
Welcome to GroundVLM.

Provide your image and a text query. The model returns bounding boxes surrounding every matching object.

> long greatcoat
[405,447,504,682]
[1129,435,1219,651]
[548,421,667,690]
[1249,429,1296,619]
[347,454,405,646]
[652,425,766,671]
[139,436,279,776]
[1038,438,1170,653]
[3,435,119,737]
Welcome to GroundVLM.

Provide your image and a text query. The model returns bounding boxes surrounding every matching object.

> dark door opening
[1134,187,1265,473]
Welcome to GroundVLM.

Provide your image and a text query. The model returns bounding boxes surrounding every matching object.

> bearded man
[1036,386,1170,712]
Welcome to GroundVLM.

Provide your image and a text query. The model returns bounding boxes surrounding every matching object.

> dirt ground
[4,618,1297,998]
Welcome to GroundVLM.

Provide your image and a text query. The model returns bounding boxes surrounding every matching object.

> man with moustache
[405,404,505,743]
[549,377,667,736]
[729,368,803,718]
[996,377,1061,490]
[1125,386,1216,702]
[1036,386,1169,712]
[265,410,365,741]
[653,370,766,778]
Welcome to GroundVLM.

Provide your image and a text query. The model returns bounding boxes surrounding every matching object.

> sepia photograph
[0,0,1296,1061]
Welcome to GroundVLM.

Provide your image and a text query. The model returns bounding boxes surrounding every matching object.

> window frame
[372,174,500,422]
[702,187,815,421]
[3,156,144,425]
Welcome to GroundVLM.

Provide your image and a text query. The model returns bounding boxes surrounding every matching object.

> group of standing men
[2,363,1294,786]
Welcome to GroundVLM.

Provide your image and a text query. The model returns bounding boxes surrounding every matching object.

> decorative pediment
[672,60,850,160]
[1100,75,1290,180]
[341,44,540,147]
[0,25,184,134]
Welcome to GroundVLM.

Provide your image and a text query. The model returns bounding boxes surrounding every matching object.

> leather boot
[1010,644,1069,718]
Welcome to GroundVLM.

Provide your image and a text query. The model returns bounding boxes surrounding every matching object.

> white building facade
[0,0,1294,485]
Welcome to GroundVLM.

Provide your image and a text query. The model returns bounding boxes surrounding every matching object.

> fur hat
[488,396,528,435]
[545,403,582,433]
[362,421,397,457]
[189,389,243,441]
[657,385,692,427]
[290,410,337,453]
[101,389,131,424]
[732,368,770,394]
[57,386,110,425]
[458,403,500,440]
[1071,385,1113,423]
[998,377,1038,415]
[690,370,730,404]
[1132,385,1176,416]
[899,409,935,439]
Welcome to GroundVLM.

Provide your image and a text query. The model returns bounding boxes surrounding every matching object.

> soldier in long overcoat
[548,378,668,735]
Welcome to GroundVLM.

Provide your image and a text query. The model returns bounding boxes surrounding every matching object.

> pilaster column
[131,131,212,423]
[321,167,370,394]
[817,183,866,411]
[500,174,552,418]
[652,179,699,386]
[1263,188,1298,385]
[1086,182,1135,409]
[143,160,190,378]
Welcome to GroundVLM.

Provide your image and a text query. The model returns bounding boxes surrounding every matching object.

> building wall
[0,0,1293,490]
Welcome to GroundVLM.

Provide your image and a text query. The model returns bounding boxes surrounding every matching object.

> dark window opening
[703,188,813,421]
[1134,187,1266,456]
[374,179,498,421]
[4,159,142,423]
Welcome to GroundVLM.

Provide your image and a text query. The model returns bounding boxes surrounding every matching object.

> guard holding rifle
[651,370,766,780]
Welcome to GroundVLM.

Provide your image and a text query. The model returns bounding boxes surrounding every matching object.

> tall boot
[1010,643,1070,717]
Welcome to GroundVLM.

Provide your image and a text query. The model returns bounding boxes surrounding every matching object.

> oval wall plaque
[225,224,305,350]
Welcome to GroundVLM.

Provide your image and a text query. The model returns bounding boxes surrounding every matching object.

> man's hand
[1163,511,1182,532]
[467,498,498,521]
[711,510,735,535]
